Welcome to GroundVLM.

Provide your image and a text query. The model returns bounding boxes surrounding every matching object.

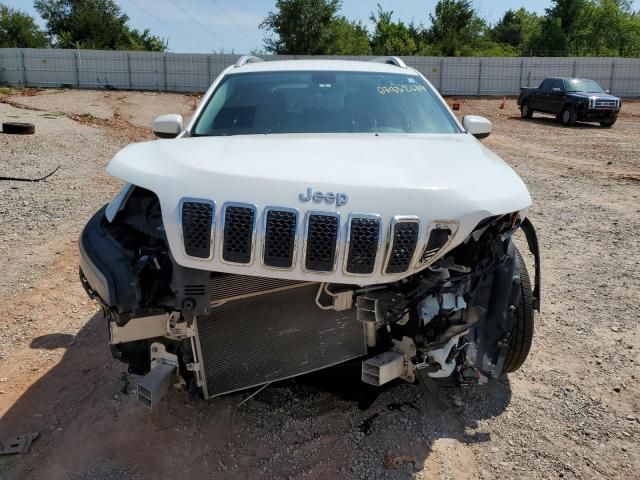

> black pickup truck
[518,77,621,127]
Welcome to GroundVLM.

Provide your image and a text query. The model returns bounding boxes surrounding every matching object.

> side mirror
[605,89,611,94]
[551,87,564,95]
[462,115,492,139]
[152,114,184,139]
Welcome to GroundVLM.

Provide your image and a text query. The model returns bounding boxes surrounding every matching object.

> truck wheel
[559,106,577,126]
[600,116,617,128]
[521,102,533,119]
[503,249,535,373]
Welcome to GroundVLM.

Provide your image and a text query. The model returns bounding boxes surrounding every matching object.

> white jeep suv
[79,56,540,407]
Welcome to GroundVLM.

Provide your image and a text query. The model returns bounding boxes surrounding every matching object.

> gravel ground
[0,89,638,480]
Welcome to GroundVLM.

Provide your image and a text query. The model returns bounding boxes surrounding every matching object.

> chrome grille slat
[180,199,215,259]
[385,217,419,274]
[345,214,381,275]
[304,212,340,272]
[221,203,256,264]
[263,208,297,269]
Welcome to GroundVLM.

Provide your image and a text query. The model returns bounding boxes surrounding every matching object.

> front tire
[503,250,535,373]
[600,116,617,128]
[521,102,533,119]
[559,106,577,126]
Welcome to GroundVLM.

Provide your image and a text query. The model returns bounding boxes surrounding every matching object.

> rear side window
[192,71,459,136]
[538,79,553,92]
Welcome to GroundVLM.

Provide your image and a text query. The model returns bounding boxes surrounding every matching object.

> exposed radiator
[195,282,366,398]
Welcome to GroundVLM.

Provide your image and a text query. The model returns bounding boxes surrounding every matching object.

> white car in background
[79,56,540,407]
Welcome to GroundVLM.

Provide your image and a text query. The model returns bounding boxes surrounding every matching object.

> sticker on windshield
[377,84,427,95]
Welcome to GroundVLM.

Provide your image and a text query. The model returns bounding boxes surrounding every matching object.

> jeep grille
[263,209,297,269]
[179,200,451,276]
[181,200,214,259]
[345,216,381,274]
[385,219,420,274]
[222,204,256,264]
[304,213,339,272]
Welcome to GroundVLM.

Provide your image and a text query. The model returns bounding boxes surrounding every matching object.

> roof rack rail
[234,55,264,68]
[369,56,407,68]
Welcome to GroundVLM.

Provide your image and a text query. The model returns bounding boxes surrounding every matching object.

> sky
[3,0,635,53]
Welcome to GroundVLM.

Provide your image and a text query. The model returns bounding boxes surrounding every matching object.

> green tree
[491,8,541,48]
[583,0,640,56]
[427,0,485,55]
[324,16,371,55]
[369,5,420,55]
[260,0,341,54]
[34,0,166,51]
[0,4,48,48]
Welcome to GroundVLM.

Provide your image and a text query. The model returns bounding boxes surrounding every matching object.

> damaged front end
[79,187,540,407]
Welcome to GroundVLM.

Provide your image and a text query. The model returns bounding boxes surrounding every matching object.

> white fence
[1,48,639,97]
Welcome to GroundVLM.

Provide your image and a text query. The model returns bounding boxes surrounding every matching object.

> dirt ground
[0,88,638,480]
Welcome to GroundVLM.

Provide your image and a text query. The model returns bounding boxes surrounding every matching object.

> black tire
[600,116,617,128]
[559,106,577,126]
[2,122,35,135]
[521,102,533,119]
[503,249,535,373]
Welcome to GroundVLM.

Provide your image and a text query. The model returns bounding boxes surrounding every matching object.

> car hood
[107,133,532,283]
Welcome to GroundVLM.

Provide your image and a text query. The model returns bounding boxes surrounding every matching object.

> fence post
[572,59,577,77]
[127,52,132,89]
[439,57,444,93]
[208,54,213,86]
[163,53,168,92]
[477,60,482,96]
[610,60,615,94]
[20,49,27,86]
[519,59,524,90]
[74,50,80,87]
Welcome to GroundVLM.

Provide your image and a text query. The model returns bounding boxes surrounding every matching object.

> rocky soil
[0,89,638,480]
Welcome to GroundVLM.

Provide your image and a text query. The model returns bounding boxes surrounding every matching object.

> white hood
[107,133,531,284]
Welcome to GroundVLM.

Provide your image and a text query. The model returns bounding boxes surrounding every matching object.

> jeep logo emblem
[299,188,348,207]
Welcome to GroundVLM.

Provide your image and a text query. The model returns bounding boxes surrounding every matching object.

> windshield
[192,71,459,136]
[566,79,605,93]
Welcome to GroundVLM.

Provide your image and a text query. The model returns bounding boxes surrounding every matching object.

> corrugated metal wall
[1,49,639,97]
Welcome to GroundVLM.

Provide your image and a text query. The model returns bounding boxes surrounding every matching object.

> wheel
[559,106,577,126]
[503,249,535,373]
[600,116,617,128]
[2,122,35,134]
[521,102,533,119]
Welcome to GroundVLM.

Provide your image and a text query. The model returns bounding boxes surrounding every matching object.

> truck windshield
[192,71,459,136]
[566,79,605,93]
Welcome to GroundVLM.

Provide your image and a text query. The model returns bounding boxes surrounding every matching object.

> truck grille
[345,216,381,274]
[222,204,256,264]
[263,209,297,269]
[385,219,420,274]
[591,98,619,109]
[304,213,339,272]
[181,200,214,259]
